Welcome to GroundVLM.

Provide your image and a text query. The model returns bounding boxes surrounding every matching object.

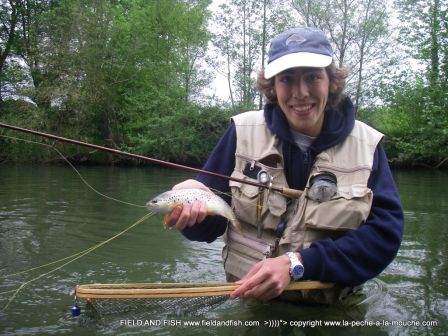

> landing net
[75,281,333,319]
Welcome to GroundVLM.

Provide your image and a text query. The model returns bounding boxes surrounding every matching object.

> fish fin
[163,214,169,228]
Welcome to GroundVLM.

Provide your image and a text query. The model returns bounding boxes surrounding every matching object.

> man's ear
[330,82,338,93]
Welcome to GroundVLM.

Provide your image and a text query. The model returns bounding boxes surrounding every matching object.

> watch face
[292,264,304,278]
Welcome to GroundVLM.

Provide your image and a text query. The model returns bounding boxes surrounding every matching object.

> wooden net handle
[75,281,334,299]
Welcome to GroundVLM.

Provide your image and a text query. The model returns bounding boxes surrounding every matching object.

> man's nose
[292,78,309,98]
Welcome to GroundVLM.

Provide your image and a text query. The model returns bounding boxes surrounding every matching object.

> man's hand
[230,255,292,301]
[164,179,210,230]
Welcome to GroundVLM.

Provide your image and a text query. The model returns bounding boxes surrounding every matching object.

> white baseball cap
[264,27,334,79]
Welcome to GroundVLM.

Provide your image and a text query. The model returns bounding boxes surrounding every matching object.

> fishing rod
[0,122,303,198]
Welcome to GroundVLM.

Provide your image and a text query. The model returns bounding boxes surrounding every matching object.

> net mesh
[85,295,229,320]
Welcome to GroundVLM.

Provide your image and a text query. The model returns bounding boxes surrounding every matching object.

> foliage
[0,99,51,162]
[211,0,295,112]
[125,104,232,164]
[291,0,391,109]
[367,0,448,168]
[372,78,448,167]
[1,0,222,165]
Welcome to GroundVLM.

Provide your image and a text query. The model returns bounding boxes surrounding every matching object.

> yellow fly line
[0,212,154,311]
[75,281,334,300]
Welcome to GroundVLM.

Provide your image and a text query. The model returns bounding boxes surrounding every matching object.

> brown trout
[146,188,241,232]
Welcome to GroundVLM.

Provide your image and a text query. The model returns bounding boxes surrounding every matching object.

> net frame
[75,281,334,300]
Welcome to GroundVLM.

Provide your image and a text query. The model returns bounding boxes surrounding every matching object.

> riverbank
[1,99,446,169]
[1,146,446,170]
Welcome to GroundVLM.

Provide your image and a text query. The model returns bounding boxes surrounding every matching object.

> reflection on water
[0,166,447,335]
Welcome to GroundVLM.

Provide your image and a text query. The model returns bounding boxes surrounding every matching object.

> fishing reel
[307,171,338,203]
[257,170,272,185]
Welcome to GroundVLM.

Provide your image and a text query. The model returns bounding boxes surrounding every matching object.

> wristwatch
[286,252,304,280]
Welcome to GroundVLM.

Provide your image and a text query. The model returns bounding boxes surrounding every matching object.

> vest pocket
[223,226,273,279]
[229,170,260,225]
[223,245,261,280]
[302,184,373,245]
[229,170,287,230]
[227,225,273,256]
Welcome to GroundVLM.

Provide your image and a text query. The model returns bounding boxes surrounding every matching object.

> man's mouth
[291,104,314,114]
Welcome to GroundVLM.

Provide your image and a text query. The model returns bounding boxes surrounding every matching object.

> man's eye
[279,76,293,83]
[306,74,319,81]
[305,72,324,82]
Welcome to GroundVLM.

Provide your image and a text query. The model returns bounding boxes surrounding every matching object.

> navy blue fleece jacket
[182,97,404,287]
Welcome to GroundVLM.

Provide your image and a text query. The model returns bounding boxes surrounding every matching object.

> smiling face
[274,67,331,137]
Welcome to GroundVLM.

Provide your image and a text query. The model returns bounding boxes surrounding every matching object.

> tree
[1,0,216,163]
[291,0,390,109]
[395,0,447,88]
[0,0,21,101]
[211,0,295,112]
[379,0,448,167]
[212,0,261,112]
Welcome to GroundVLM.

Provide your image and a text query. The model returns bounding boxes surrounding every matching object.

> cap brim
[264,53,333,79]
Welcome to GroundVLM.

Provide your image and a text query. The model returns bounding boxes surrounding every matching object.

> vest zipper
[250,160,256,171]
[303,150,310,166]
[316,163,371,174]
[228,227,273,257]
[303,149,314,177]
[235,153,284,172]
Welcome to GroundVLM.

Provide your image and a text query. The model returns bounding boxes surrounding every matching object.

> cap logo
[286,34,306,46]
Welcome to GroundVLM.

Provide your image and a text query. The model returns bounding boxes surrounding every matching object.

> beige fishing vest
[222,110,383,303]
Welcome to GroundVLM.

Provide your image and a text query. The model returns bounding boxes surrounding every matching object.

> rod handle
[281,187,303,199]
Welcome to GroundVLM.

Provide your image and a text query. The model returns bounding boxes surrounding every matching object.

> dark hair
[255,62,350,109]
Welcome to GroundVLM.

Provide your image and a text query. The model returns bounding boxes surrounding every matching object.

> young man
[165,27,404,303]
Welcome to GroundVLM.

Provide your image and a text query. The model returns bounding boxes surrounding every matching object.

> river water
[0,165,446,335]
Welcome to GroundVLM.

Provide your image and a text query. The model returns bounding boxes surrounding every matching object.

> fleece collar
[263,96,355,153]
